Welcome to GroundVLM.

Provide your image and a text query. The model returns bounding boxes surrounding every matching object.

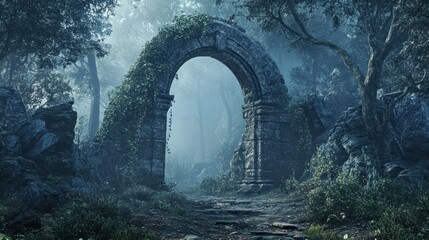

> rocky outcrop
[393,94,429,184]
[310,93,429,186]
[0,85,92,214]
[394,94,429,162]
[309,107,382,183]
[17,101,76,159]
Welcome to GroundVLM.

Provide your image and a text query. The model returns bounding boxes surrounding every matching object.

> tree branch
[381,1,401,60]
[274,2,366,85]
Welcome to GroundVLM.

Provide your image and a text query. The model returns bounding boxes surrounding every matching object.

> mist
[165,57,244,188]
[1,0,427,239]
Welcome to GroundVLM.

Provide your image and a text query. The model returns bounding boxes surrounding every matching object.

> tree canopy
[0,0,117,68]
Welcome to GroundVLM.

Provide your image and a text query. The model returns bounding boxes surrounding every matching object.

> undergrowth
[302,178,429,239]
[198,174,241,195]
[0,185,190,240]
[22,196,155,240]
[304,225,339,240]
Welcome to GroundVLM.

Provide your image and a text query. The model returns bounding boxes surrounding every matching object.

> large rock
[394,93,429,162]
[0,85,27,131]
[310,93,429,186]
[17,101,77,160]
[309,107,382,183]
[0,132,21,157]
[0,157,39,194]
[20,181,61,211]
[0,91,93,214]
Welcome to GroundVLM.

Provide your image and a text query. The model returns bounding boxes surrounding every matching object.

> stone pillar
[241,100,290,191]
[138,94,173,187]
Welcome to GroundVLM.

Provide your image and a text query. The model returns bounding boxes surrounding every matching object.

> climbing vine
[166,100,174,155]
[98,14,211,161]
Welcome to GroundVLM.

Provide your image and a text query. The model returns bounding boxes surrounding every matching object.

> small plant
[280,175,300,194]
[121,185,154,202]
[198,174,241,195]
[149,191,188,216]
[0,233,11,240]
[304,225,339,240]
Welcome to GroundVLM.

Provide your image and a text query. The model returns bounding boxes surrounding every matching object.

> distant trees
[226,0,428,144]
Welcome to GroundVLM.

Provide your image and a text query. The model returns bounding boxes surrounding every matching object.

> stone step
[250,230,291,236]
[215,220,243,225]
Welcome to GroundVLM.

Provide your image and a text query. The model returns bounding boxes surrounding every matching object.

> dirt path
[153,192,310,240]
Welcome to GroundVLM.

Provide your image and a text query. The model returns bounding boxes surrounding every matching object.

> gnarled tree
[228,0,428,144]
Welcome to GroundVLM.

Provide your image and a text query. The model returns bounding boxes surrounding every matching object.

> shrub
[120,185,154,202]
[23,196,154,240]
[149,191,188,216]
[306,179,413,223]
[199,174,241,195]
[372,190,429,240]
[303,225,339,240]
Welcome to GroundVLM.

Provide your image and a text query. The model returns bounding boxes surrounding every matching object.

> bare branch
[381,1,402,60]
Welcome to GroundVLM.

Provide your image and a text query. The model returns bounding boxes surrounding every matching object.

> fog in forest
[1,0,428,238]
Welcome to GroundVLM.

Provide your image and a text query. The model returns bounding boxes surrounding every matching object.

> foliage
[232,0,428,142]
[120,185,155,202]
[98,14,212,186]
[22,196,154,240]
[120,185,188,216]
[0,56,73,112]
[306,178,426,226]
[198,174,241,195]
[0,0,117,67]
[100,13,210,142]
[150,191,188,216]
[303,225,339,240]
[279,175,300,194]
[306,147,339,184]
[287,100,315,175]
[371,191,429,240]
[383,1,429,95]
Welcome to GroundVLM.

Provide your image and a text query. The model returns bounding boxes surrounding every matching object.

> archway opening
[165,57,244,189]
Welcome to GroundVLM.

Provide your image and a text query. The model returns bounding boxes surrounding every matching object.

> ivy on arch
[99,14,212,158]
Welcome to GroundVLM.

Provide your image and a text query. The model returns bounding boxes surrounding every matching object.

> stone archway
[138,18,290,190]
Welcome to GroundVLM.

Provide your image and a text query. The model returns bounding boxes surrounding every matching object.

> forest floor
[133,191,369,240]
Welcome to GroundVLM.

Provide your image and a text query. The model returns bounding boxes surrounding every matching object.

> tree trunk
[361,53,383,141]
[87,51,100,139]
[196,80,206,162]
